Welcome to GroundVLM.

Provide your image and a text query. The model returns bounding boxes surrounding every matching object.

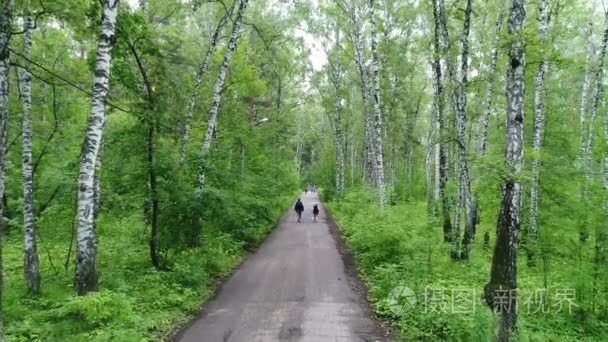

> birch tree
[581,10,608,242]
[349,2,375,187]
[368,0,386,206]
[180,5,233,165]
[19,14,41,294]
[431,0,452,242]
[0,0,11,336]
[74,0,119,295]
[327,28,346,200]
[198,0,249,189]
[454,0,477,260]
[478,0,506,155]
[484,0,526,339]
[527,0,549,265]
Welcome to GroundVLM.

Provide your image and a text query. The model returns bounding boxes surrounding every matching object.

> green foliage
[328,189,608,341]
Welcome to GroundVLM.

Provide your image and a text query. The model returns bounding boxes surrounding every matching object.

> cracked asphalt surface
[174,193,388,342]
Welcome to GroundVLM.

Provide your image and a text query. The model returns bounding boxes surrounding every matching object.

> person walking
[313,203,320,222]
[294,198,304,222]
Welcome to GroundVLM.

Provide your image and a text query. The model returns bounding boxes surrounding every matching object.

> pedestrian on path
[294,198,304,222]
[313,204,319,222]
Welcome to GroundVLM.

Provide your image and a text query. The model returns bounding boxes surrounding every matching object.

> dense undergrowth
[5,189,295,341]
[327,189,608,342]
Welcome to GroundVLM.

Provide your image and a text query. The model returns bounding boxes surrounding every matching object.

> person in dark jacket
[294,199,304,222]
[313,204,320,222]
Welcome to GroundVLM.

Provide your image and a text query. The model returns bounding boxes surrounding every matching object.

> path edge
[322,201,395,342]
[166,201,294,341]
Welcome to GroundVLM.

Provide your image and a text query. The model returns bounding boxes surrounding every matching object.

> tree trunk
[368,0,386,206]
[432,0,452,242]
[484,1,526,339]
[456,0,477,260]
[582,11,608,242]
[0,0,12,336]
[19,15,41,294]
[198,0,249,189]
[74,0,119,296]
[527,0,550,266]
[579,19,594,178]
[350,3,375,188]
[179,6,233,165]
[593,11,608,290]
[478,0,506,155]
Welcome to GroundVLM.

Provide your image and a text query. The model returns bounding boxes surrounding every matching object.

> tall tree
[74,0,119,295]
[349,1,375,187]
[478,0,506,155]
[454,0,477,260]
[527,0,550,265]
[484,0,526,339]
[0,0,11,336]
[179,4,233,165]
[368,0,386,206]
[431,0,452,243]
[19,14,41,294]
[327,27,346,200]
[198,0,249,189]
[582,10,608,242]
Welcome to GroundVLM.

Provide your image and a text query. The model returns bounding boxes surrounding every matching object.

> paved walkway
[174,193,387,342]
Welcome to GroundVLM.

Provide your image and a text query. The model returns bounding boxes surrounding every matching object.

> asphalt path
[174,193,388,342]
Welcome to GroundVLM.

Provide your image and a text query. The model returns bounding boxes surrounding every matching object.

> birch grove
[74,0,119,295]
[0,0,606,340]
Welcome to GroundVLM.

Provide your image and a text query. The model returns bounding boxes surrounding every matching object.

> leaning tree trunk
[179,6,233,165]
[198,0,249,189]
[19,15,41,294]
[527,0,550,265]
[351,3,375,187]
[484,1,526,340]
[368,0,386,206]
[74,0,119,296]
[582,11,608,242]
[0,0,12,336]
[432,0,452,242]
[478,0,506,155]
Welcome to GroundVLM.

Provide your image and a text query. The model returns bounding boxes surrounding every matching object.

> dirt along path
[174,193,389,342]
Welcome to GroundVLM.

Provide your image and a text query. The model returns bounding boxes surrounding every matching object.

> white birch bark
[350,3,375,187]
[368,0,386,206]
[74,0,119,295]
[19,15,41,294]
[582,14,608,206]
[180,8,232,165]
[485,1,526,339]
[527,0,549,260]
[198,0,249,189]
[0,0,12,337]
[579,20,594,170]
[328,28,346,199]
[432,0,452,241]
[478,0,506,155]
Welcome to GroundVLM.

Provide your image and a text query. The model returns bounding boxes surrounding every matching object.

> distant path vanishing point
[173,193,389,342]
